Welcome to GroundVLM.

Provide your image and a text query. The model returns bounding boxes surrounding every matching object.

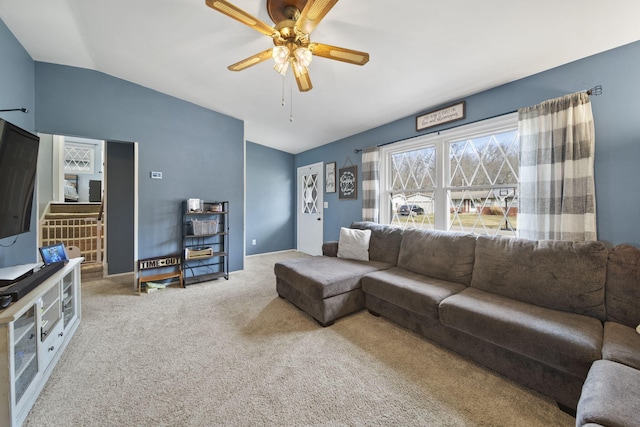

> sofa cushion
[439,287,603,378]
[274,256,391,300]
[322,241,339,257]
[337,227,371,261]
[576,360,640,427]
[601,321,640,370]
[362,267,466,320]
[350,221,404,265]
[470,235,608,320]
[397,228,476,286]
[606,244,640,328]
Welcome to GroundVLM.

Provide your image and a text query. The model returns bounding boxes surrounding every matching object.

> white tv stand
[0,258,82,426]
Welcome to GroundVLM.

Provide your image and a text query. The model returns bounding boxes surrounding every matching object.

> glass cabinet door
[62,271,75,329]
[13,306,38,404]
[40,285,61,341]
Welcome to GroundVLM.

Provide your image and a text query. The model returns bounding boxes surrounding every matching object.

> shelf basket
[189,219,218,235]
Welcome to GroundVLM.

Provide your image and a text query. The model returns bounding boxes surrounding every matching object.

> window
[302,172,319,214]
[381,113,519,236]
[387,143,437,229]
[64,142,96,174]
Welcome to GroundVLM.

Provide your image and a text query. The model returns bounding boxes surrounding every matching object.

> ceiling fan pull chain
[289,84,294,122]
[281,73,286,107]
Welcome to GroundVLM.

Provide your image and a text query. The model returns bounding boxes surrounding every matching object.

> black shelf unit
[181,200,229,285]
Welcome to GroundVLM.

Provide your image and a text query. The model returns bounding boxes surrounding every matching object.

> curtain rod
[354,85,602,154]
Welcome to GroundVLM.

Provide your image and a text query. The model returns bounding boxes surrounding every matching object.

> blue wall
[296,40,640,247]
[0,20,37,267]
[245,142,295,255]
[33,62,245,271]
[4,11,640,268]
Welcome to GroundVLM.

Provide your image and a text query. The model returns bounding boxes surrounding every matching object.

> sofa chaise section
[274,221,403,326]
[275,256,390,326]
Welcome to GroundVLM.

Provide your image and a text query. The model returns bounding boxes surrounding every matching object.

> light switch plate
[150,171,162,179]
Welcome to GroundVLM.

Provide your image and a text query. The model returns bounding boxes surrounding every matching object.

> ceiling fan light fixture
[272,45,289,64]
[207,0,369,92]
[293,47,313,67]
[273,60,290,76]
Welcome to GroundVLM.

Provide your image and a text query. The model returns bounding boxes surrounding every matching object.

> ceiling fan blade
[227,49,274,71]
[205,0,276,37]
[308,43,370,65]
[295,0,339,35]
[293,65,313,92]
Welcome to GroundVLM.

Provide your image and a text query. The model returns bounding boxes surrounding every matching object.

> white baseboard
[245,249,298,258]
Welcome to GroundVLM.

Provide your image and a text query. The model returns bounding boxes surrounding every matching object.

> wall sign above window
[416,101,466,131]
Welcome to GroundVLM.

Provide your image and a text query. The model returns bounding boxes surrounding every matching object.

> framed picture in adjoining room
[325,162,336,193]
[338,165,358,200]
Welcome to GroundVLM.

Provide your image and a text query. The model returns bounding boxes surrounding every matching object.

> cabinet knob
[48,346,55,352]
[58,331,64,337]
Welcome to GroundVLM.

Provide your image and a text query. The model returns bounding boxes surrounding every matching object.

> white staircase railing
[39,218,103,264]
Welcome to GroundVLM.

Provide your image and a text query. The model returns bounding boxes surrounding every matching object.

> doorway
[38,134,137,276]
[297,162,323,255]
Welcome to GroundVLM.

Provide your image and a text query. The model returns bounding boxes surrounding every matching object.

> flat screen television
[0,119,40,240]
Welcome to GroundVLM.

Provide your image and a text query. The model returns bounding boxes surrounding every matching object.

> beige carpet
[24,251,575,426]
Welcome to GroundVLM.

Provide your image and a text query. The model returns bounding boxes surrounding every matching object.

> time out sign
[139,256,181,270]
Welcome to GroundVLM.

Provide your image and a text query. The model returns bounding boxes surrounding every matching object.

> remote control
[0,295,12,309]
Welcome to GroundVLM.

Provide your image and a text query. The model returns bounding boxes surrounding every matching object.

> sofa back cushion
[397,228,477,286]
[471,235,608,320]
[350,222,404,265]
[606,244,640,328]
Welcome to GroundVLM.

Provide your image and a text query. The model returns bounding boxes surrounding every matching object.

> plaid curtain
[518,92,597,241]
[362,146,380,222]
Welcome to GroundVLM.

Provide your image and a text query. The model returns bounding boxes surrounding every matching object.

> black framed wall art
[325,162,336,193]
[338,165,357,200]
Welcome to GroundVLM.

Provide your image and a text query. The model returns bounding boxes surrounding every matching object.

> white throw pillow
[337,227,371,261]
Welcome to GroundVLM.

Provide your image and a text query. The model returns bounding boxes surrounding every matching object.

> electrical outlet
[252,239,256,245]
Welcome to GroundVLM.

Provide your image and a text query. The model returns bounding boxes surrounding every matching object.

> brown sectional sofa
[274,222,640,425]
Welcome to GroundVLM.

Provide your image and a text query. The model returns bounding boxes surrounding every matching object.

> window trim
[380,112,518,229]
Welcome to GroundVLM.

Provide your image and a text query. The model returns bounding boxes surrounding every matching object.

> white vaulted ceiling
[1,0,639,154]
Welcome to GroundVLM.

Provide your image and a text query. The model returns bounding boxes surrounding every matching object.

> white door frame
[297,162,324,255]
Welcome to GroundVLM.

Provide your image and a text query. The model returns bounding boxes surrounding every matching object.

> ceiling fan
[205,0,370,92]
